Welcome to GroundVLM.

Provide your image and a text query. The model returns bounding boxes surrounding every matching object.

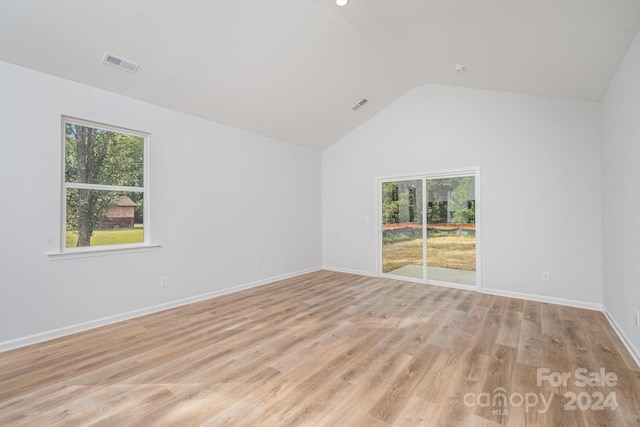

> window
[61,117,148,252]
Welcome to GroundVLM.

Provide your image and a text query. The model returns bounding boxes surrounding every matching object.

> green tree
[382,182,400,224]
[450,177,475,223]
[426,177,475,224]
[381,181,422,224]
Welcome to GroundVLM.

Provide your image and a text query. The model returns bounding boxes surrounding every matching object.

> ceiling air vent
[352,98,368,111]
[102,52,139,74]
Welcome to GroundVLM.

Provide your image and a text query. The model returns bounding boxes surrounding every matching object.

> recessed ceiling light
[336,0,349,6]
[454,64,466,72]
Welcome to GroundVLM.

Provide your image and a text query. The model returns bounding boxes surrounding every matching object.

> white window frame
[48,116,159,260]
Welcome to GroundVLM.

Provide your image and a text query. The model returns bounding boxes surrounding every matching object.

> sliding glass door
[380,171,478,287]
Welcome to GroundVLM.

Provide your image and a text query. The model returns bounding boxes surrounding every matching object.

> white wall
[0,57,616,350]
[601,31,640,357]
[323,84,603,306]
[0,61,322,348]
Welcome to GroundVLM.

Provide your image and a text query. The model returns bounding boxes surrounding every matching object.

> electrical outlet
[635,309,640,327]
[541,272,550,282]
[160,276,169,288]
[256,260,262,269]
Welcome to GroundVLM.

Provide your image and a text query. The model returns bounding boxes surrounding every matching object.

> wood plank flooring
[1,270,639,426]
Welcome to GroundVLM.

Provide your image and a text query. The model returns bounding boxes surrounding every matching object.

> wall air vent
[352,98,368,111]
[102,52,139,74]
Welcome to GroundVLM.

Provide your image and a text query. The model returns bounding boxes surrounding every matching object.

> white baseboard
[324,268,603,312]
[321,265,377,277]
[603,307,640,370]
[0,266,321,353]
[481,287,603,311]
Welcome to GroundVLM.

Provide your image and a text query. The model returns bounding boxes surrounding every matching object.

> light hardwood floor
[1,270,639,426]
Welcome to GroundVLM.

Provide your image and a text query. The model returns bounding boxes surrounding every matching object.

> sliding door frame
[376,167,482,291]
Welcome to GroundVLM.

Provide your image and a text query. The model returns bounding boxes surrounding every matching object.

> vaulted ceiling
[2,0,640,149]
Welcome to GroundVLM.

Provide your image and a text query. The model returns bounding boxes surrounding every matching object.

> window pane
[426,176,476,285]
[64,122,144,187]
[66,189,144,248]
[381,179,424,279]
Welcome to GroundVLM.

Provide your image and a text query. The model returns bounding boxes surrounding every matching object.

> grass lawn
[382,235,476,273]
[66,224,143,248]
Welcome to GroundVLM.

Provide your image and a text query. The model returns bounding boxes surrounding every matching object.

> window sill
[47,244,161,260]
